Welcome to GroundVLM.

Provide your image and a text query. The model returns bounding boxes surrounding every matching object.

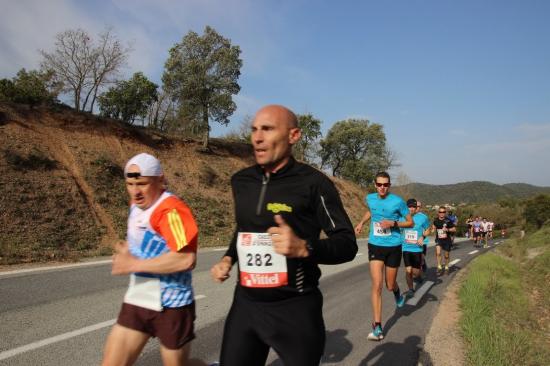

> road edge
[417,265,469,366]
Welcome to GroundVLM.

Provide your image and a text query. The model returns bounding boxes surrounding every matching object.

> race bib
[474,227,480,233]
[124,274,162,311]
[237,232,288,288]
[437,229,447,239]
[373,222,391,237]
[404,230,418,244]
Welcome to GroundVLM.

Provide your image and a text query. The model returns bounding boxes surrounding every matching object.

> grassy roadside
[458,225,550,365]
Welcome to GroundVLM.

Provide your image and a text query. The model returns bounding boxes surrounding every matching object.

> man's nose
[252,130,264,142]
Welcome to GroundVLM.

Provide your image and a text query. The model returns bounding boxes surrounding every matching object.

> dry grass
[0,103,368,264]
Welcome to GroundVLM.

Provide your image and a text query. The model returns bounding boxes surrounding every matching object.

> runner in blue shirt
[402,199,431,297]
[416,201,430,274]
[355,172,413,341]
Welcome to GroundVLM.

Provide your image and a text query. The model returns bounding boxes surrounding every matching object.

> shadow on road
[382,292,439,338]
[321,329,354,363]
[268,328,353,366]
[359,335,422,366]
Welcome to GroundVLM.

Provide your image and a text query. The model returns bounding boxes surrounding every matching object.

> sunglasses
[438,211,446,213]
[126,172,141,178]
[375,182,390,187]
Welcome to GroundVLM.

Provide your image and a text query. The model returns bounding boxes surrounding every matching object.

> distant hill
[394,181,550,205]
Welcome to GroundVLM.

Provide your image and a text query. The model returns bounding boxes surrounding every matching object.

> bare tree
[393,171,413,199]
[40,27,129,112]
[147,90,176,131]
[85,27,130,112]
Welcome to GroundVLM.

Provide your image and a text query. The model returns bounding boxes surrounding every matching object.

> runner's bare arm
[355,210,371,234]
[112,241,196,275]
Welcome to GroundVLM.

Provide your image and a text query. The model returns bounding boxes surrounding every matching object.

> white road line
[212,248,226,251]
[0,294,207,361]
[0,319,116,361]
[406,281,434,306]
[0,260,113,276]
[468,250,479,255]
[448,259,461,266]
[356,253,364,257]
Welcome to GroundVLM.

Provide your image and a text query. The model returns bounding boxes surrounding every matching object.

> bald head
[254,105,298,129]
[251,104,301,172]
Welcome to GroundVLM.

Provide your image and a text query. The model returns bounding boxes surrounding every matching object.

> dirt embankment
[0,103,368,265]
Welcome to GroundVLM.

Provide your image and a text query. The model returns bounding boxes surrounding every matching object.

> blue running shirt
[402,212,431,253]
[366,193,409,247]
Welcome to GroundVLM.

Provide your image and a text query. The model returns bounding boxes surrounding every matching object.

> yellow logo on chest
[267,203,293,213]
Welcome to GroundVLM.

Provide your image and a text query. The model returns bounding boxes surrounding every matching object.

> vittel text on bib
[237,232,288,288]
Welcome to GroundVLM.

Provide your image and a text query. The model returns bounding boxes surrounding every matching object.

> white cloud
[0,0,102,77]
[0,0,281,83]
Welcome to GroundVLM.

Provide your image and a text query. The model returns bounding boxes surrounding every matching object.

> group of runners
[466,215,495,248]
[100,104,477,366]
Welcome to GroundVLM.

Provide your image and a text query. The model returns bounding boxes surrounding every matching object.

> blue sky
[1,0,549,185]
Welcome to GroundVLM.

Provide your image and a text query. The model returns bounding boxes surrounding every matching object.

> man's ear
[288,127,302,145]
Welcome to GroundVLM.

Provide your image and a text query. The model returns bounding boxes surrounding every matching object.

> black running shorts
[403,251,422,269]
[436,240,452,252]
[368,243,402,268]
[220,287,325,366]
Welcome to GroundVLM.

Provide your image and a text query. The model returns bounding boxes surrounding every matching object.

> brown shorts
[117,302,196,350]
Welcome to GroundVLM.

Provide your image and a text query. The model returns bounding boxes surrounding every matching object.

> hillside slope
[0,103,368,264]
[399,181,550,205]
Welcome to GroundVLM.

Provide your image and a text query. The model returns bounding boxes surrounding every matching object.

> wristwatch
[305,240,314,257]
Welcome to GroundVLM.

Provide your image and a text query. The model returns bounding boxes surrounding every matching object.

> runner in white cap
[102,153,208,366]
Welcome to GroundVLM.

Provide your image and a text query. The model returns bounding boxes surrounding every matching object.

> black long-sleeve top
[224,157,358,301]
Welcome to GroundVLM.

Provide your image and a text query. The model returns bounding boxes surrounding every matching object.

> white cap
[124,153,163,177]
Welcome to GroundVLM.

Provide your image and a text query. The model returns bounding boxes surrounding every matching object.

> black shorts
[368,243,402,268]
[436,240,452,252]
[403,251,422,269]
[473,231,481,238]
[220,287,325,366]
[117,301,195,350]
[423,245,427,255]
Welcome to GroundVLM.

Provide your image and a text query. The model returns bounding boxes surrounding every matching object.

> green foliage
[0,68,58,105]
[295,113,322,163]
[98,72,158,124]
[320,118,390,187]
[162,26,242,148]
[523,194,550,229]
[459,225,550,366]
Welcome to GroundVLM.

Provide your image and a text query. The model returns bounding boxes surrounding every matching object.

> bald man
[211,105,357,366]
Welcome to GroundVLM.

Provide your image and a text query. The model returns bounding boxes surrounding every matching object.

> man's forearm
[133,251,196,274]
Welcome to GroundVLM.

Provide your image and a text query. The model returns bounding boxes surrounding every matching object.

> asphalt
[0,237,501,365]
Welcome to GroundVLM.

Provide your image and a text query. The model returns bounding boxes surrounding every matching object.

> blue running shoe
[396,294,406,308]
[367,324,384,341]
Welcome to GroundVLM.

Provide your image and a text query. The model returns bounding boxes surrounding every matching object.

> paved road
[0,238,502,365]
